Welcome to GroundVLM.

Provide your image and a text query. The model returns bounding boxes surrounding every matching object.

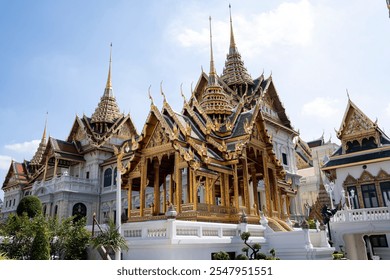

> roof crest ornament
[160,81,166,102]
[148,85,154,106]
[180,83,187,104]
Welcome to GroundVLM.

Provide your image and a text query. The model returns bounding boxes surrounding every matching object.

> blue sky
[1,0,390,200]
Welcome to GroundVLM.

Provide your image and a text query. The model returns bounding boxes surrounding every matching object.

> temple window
[104,168,112,187]
[380,181,390,206]
[113,167,118,186]
[361,184,379,208]
[282,153,288,166]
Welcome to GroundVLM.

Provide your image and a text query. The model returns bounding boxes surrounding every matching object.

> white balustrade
[32,175,98,195]
[332,207,390,223]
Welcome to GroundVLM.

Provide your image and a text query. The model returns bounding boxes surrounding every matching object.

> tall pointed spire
[200,17,233,121]
[229,4,237,55]
[30,114,48,166]
[208,16,218,86]
[221,4,253,87]
[91,44,122,125]
[106,43,113,90]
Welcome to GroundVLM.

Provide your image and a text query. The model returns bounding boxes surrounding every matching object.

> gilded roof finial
[106,43,112,89]
[148,85,154,105]
[229,4,237,55]
[30,113,49,165]
[160,80,166,101]
[43,111,48,141]
[180,83,187,104]
[208,16,218,86]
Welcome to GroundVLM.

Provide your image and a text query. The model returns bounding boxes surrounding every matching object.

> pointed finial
[208,16,218,85]
[148,85,154,105]
[43,111,48,141]
[180,83,187,103]
[106,43,113,89]
[160,80,166,101]
[346,88,350,100]
[229,4,237,54]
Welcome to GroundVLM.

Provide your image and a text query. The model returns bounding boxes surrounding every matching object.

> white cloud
[171,0,315,58]
[0,155,12,170]
[5,140,40,155]
[301,97,341,119]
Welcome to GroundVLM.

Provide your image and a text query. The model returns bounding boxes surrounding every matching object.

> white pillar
[115,166,121,260]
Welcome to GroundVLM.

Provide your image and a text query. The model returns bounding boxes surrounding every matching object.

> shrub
[30,218,50,260]
[16,196,42,218]
[212,251,230,260]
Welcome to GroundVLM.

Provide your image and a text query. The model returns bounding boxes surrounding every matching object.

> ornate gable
[145,122,169,149]
[359,170,375,183]
[343,174,357,186]
[261,79,292,129]
[377,169,390,180]
[337,99,380,153]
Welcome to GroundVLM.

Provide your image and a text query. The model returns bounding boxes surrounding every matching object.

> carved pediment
[146,122,169,149]
[377,169,390,180]
[118,123,133,138]
[359,170,375,183]
[343,174,357,186]
[344,110,374,136]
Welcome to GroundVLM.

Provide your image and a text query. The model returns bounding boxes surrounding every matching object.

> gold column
[188,168,193,203]
[262,151,272,216]
[127,179,132,220]
[251,168,259,215]
[140,157,147,217]
[224,174,230,207]
[205,177,209,204]
[163,175,167,213]
[53,158,58,178]
[174,152,182,212]
[220,175,225,206]
[169,173,173,205]
[42,157,49,182]
[192,171,198,211]
[233,164,239,210]
[153,160,160,215]
[273,170,281,217]
[241,153,251,214]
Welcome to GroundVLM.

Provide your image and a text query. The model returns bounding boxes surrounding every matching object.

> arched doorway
[72,203,87,222]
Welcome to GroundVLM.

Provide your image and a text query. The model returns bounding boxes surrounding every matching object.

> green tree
[16,196,42,218]
[30,216,50,260]
[54,216,91,260]
[0,213,35,259]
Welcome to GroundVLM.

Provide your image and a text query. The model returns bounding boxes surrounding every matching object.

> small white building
[323,98,390,260]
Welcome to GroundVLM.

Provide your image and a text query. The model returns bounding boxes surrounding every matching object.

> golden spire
[221,5,253,87]
[91,44,122,124]
[42,112,48,142]
[106,43,113,90]
[30,114,48,166]
[200,17,233,119]
[229,4,237,55]
[208,16,218,86]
